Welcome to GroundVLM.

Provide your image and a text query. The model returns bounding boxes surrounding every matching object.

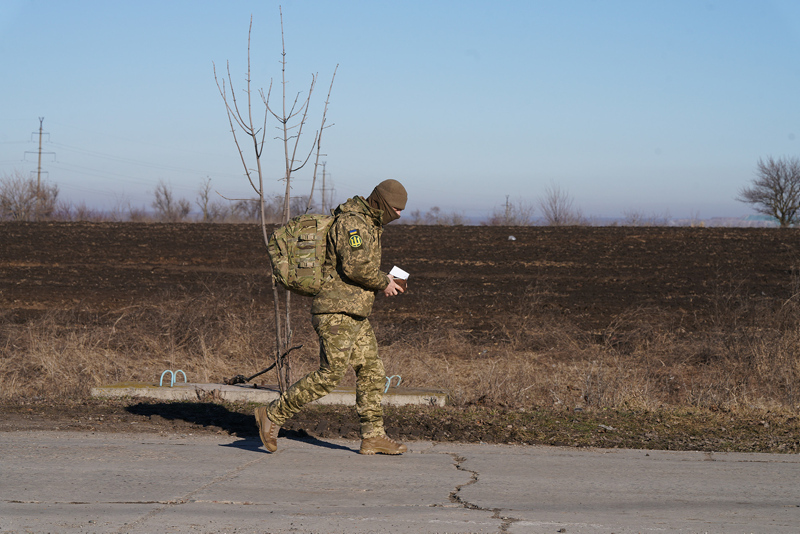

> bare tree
[622,209,671,227]
[737,156,800,228]
[229,199,257,222]
[109,194,149,222]
[291,195,317,217]
[539,182,584,226]
[110,194,131,222]
[0,170,59,221]
[214,12,336,389]
[196,177,231,223]
[225,195,284,223]
[424,206,441,225]
[152,180,191,222]
[485,196,536,226]
[196,177,214,222]
[403,206,466,225]
[407,209,424,225]
[438,211,467,226]
[128,206,149,222]
[55,201,108,222]
[304,74,337,214]
[422,206,466,225]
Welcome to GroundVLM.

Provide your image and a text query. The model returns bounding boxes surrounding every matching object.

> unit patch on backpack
[348,229,363,248]
[267,214,334,297]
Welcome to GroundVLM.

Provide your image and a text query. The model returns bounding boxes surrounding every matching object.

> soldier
[255,179,409,455]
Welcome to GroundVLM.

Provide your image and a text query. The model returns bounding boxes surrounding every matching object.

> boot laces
[269,420,279,439]
[373,435,400,446]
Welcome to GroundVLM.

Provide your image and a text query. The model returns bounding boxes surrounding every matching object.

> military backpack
[267,213,334,297]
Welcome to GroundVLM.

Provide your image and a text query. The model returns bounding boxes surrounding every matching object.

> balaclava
[366,179,407,225]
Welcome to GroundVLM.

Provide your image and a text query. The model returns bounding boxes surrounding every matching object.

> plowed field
[2,222,798,332]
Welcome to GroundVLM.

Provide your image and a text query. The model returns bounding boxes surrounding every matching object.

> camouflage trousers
[266,313,386,439]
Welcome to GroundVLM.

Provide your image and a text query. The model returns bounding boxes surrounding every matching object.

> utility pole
[24,117,55,220]
[36,117,44,194]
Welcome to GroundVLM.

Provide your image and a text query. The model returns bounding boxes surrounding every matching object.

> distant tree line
[0,171,316,224]
[0,170,59,221]
[5,155,799,226]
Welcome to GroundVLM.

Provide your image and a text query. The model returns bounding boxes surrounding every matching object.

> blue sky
[1,0,799,221]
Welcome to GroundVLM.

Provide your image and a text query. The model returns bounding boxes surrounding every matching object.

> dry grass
[2,283,799,413]
[380,279,800,412]
[0,291,314,400]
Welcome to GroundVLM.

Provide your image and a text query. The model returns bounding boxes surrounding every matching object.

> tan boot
[254,406,280,452]
[359,435,407,455]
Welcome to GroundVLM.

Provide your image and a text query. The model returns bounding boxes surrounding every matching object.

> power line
[49,141,236,177]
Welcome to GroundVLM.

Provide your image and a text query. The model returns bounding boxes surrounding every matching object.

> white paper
[389,266,409,280]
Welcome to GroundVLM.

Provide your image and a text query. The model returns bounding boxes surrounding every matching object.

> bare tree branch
[306,65,338,213]
[213,10,337,389]
[737,156,800,228]
[0,170,59,221]
[539,182,585,226]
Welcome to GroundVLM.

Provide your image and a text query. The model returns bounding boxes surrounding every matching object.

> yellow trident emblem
[348,233,363,248]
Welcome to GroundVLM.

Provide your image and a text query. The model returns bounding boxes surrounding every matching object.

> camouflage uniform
[266,196,390,439]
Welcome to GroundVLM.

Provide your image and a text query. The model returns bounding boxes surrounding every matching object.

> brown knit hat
[374,179,407,210]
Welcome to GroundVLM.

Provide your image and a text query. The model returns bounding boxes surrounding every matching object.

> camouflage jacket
[311,196,389,317]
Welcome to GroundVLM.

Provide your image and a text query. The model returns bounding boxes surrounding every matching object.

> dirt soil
[4,222,799,331]
[2,222,800,451]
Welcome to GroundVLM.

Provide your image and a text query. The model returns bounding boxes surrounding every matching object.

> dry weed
[0,290,320,399]
[2,281,800,412]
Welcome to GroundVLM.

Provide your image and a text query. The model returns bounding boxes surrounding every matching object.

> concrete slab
[90,382,447,406]
[452,443,800,533]
[1,431,799,533]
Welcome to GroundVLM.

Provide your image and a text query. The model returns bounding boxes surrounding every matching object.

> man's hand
[383,275,405,297]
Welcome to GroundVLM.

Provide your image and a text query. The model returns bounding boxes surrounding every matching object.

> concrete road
[1,431,798,533]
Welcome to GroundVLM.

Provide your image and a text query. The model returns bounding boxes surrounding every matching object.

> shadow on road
[124,402,356,453]
[125,401,257,437]
[221,435,356,454]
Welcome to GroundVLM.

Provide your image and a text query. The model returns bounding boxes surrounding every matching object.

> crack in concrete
[5,499,187,505]
[112,454,266,533]
[446,452,521,532]
[447,453,480,509]
[10,445,523,531]
[494,509,522,532]
[4,499,263,506]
